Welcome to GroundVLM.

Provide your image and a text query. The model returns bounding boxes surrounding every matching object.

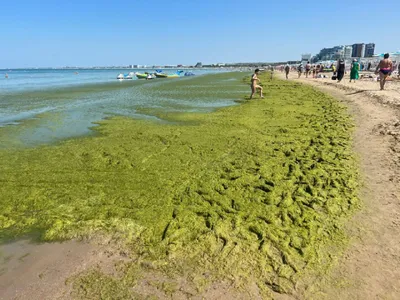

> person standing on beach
[315,63,321,78]
[336,59,346,83]
[398,62,400,78]
[349,59,360,83]
[250,69,264,99]
[297,64,303,78]
[305,62,311,78]
[376,53,393,90]
[284,64,290,79]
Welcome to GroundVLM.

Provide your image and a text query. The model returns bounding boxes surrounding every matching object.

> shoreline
[1,73,360,299]
[280,71,400,299]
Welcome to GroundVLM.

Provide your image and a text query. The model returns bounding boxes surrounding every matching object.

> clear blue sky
[1,0,399,68]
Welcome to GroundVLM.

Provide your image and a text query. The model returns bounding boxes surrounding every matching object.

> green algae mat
[0,73,359,298]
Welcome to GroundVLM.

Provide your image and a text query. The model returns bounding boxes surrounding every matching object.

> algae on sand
[0,72,359,298]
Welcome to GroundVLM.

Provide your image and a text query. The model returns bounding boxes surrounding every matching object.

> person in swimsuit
[250,69,263,99]
[315,64,321,78]
[376,53,393,90]
[297,64,303,78]
[305,61,311,78]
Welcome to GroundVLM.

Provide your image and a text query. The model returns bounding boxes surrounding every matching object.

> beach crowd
[277,53,400,91]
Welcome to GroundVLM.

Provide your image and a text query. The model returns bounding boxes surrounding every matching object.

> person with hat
[250,69,264,99]
[350,59,360,83]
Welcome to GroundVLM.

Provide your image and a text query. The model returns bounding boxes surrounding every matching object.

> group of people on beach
[335,53,395,90]
[280,53,399,91]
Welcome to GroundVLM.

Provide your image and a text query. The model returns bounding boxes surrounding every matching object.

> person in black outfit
[336,58,346,83]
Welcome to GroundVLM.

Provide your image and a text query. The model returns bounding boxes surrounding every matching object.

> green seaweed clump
[0,73,359,298]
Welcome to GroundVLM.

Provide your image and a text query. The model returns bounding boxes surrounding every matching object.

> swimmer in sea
[376,53,393,90]
[250,68,264,99]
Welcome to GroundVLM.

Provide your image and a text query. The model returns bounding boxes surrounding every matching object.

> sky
[1,0,399,68]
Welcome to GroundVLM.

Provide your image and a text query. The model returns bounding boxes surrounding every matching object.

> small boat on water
[184,72,195,76]
[155,72,169,78]
[155,70,183,78]
[117,72,134,80]
[136,72,155,79]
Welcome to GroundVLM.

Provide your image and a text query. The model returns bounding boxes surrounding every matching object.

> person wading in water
[250,69,264,99]
[376,53,393,90]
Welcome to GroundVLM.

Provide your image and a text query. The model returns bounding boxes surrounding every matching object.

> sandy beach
[280,71,400,299]
[1,71,399,299]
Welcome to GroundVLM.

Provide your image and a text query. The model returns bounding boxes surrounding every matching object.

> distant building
[364,43,375,57]
[301,53,312,62]
[316,46,344,61]
[352,43,365,57]
[195,62,203,68]
[344,46,353,59]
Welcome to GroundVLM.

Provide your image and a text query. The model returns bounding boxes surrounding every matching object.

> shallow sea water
[0,70,249,148]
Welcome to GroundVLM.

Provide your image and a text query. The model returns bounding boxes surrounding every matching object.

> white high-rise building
[301,53,312,62]
[344,46,353,59]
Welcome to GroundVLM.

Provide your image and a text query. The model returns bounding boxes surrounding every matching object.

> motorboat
[136,72,155,79]
[117,72,134,80]
[155,72,169,78]
[155,70,183,78]
[135,73,148,79]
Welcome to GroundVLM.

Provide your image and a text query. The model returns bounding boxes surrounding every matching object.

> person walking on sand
[297,64,303,78]
[349,59,360,83]
[250,69,264,99]
[284,64,290,79]
[336,59,346,83]
[305,61,311,78]
[376,53,393,90]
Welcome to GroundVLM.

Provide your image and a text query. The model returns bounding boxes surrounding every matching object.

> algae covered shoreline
[0,72,359,298]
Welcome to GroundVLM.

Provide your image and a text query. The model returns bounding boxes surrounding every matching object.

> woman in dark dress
[336,59,346,83]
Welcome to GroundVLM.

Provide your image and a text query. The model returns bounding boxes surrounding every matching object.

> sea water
[0,69,249,148]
